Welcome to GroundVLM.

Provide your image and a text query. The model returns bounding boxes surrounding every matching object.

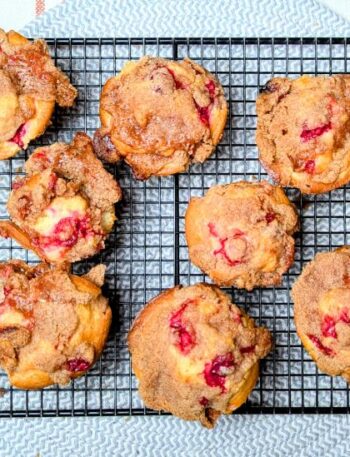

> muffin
[185,181,299,290]
[0,29,77,159]
[93,56,227,179]
[256,75,350,194]
[128,283,272,428]
[292,247,350,381]
[0,132,122,264]
[0,261,111,389]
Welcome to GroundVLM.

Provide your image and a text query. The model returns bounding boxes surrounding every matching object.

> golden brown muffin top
[256,75,350,194]
[0,29,77,146]
[292,247,350,381]
[128,283,272,427]
[185,181,299,290]
[94,56,227,179]
[2,132,122,264]
[0,261,109,387]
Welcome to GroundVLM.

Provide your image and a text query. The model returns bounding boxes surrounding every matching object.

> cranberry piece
[231,311,242,324]
[303,160,315,174]
[265,212,276,223]
[205,80,216,99]
[307,334,334,356]
[321,315,337,338]
[65,358,91,372]
[208,222,244,268]
[48,173,58,191]
[11,180,24,190]
[169,300,196,354]
[195,103,210,126]
[300,122,331,142]
[10,124,26,148]
[240,345,255,354]
[32,151,51,169]
[199,396,209,407]
[208,222,219,238]
[203,353,235,392]
[34,215,98,250]
[34,152,47,160]
[166,67,185,90]
[3,285,11,297]
[339,309,350,324]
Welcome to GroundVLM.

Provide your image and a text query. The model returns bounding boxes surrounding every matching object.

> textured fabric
[1,0,63,31]
[0,1,349,456]
[1,415,350,457]
[21,0,350,37]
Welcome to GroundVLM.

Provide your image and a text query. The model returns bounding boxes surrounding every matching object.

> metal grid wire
[0,37,350,417]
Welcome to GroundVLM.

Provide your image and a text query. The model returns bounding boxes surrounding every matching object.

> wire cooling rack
[1,37,350,417]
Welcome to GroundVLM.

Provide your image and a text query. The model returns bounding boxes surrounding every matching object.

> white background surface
[321,0,350,21]
[1,0,349,32]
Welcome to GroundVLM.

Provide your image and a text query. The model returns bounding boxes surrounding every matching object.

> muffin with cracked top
[94,56,227,179]
[0,29,77,159]
[0,261,111,389]
[0,132,122,264]
[292,247,350,381]
[128,283,272,428]
[185,181,299,290]
[256,75,350,194]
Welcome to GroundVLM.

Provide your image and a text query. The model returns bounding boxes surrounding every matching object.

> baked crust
[0,132,122,264]
[0,261,111,389]
[292,247,350,381]
[256,75,350,194]
[94,56,227,179]
[185,181,299,290]
[0,29,77,159]
[128,283,272,427]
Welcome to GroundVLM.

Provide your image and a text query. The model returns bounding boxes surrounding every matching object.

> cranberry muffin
[292,247,350,381]
[0,29,77,160]
[128,283,272,428]
[256,75,350,194]
[0,132,122,264]
[94,56,227,179]
[0,261,111,389]
[185,181,299,290]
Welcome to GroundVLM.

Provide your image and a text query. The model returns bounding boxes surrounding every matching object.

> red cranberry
[321,315,337,338]
[240,345,255,354]
[169,300,196,354]
[10,124,26,148]
[11,180,24,190]
[3,285,11,297]
[304,160,315,174]
[265,212,276,223]
[307,334,334,356]
[205,80,216,99]
[300,122,331,142]
[34,214,99,250]
[231,312,242,324]
[208,222,245,268]
[65,358,91,372]
[203,353,235,392]
[48,173,58,191]
[199,396,209,407]
[33,151,51,168]
[166,67,185,90]
[339,309,350,324]
[195,103,210,126]
[208,222,219,237]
